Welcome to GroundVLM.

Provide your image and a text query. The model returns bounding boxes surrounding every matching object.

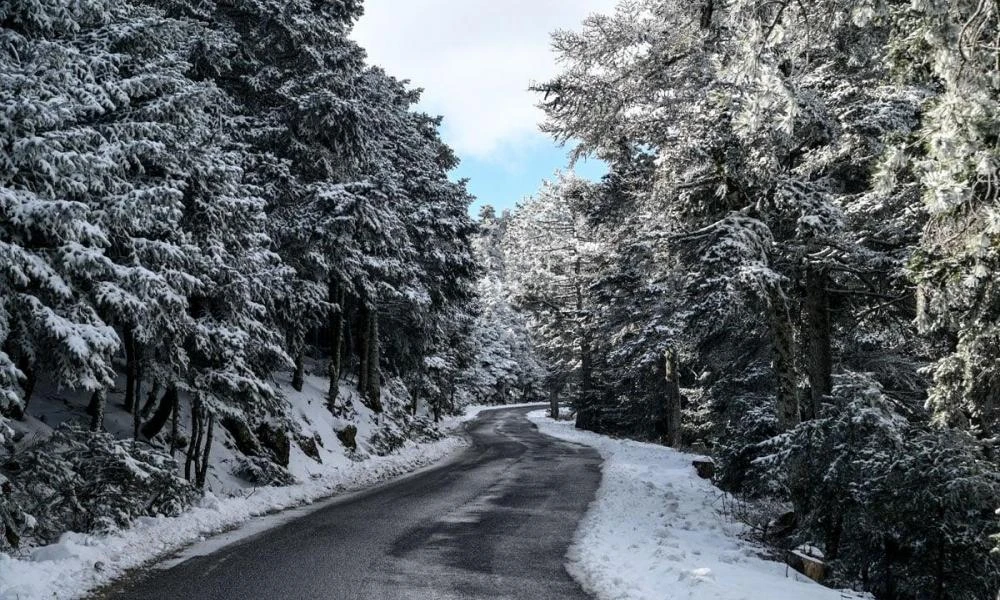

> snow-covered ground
[526,410,872,600]
[0,435,463,600]
[0,372,484,600]
[454,401,547,422]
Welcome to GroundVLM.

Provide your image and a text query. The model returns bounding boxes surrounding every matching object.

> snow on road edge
[0,420,471,600]
[526,410,872,600]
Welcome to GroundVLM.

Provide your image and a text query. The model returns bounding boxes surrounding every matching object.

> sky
[352,0,614,215]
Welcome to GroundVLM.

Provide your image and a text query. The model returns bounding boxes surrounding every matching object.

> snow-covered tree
[505,174,604,426]
[517,2,1000,596]
[885,0,1000,434]
[459,208,545,408]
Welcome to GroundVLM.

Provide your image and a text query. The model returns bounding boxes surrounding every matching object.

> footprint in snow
[677,567,714,584]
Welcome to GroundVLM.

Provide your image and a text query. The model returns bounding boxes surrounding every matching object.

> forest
[2,1,1000,599]
[0,0,486,552]
[489,1,1000,598]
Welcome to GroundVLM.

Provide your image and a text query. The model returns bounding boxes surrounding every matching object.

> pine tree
[505,174,604,428]
[890,0,1000,434]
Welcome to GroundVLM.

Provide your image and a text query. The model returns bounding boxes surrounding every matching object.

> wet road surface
[101,406,602,600]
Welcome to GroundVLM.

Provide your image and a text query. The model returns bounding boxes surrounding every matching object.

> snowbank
[0,371,483,600]
[454,401,547,423]
[0,433,465,600]
[526,411,871,600]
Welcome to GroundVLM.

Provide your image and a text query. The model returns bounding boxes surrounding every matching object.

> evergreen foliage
[494,1,1000,597]
[0,0,480,552]
[1,425,197,549]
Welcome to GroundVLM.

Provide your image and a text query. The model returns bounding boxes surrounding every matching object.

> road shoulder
[526,410,872,600]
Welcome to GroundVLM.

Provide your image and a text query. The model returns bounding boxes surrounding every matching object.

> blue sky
[352,0,613,214]
[453,143,608,216]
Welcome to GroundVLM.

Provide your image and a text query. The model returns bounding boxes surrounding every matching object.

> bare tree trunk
[291,349,306,392]
[342,303,353,379]
[142,384,178,440]
[133,378,142,440]
[170,386,179,457]
[197,413,214,489]
[665,347,682,448]
[185,401,202,481]
[549,385,560,419]
[574,256,596,431]
[432,377,446,423]
[366,308,382,413]
[357,304,369,397]
[768,286,800,430]
[123,325,137,412]
[141,380,161,417]
[133,361,142,439]
[87,388,101,416]
[576,337,595,429]
[89,389,106,431]
[327,283,346,410]
[802,267,832,420]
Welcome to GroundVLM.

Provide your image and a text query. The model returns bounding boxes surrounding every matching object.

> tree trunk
[197,413,214,490]
[549,385,560,419]
[342,302,353,379]
[575,337,595,429]
[357,304,369,397]
[133,361,142,439]
[366,308,382,413]
[185,401,202,482]
[574,256,596,431]
[142,384,178,440]
[141,380,161,417]
[327,283,346,410]
[123,325,138,413]
[89,389,106,431]
[291,349,306,392]
[801,267,832,421]
[170,385,179,456]
[87,388,100,416]
[768,286,800,430]
[665,347,682,448]
[132,375,142,440]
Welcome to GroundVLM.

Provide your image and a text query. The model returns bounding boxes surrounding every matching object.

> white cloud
[352,0,615,160]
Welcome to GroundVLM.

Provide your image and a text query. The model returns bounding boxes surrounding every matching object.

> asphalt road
[100,406,602,600]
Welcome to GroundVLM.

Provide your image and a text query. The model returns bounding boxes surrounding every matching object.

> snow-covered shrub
[712,361,782,495]
[369,398,444,457]
[231,456,296,487]
[0,425,197,550]
[0,472,31,549]
[369,424,407,457]
[755,373,1000,599]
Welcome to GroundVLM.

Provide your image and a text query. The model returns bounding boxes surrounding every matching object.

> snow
[454,402,548,422]
[0,432,466,600]
[0,371,485,600]
[526,411,872,600]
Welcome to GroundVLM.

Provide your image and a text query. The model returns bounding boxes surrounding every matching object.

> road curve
[100,406,602,600]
